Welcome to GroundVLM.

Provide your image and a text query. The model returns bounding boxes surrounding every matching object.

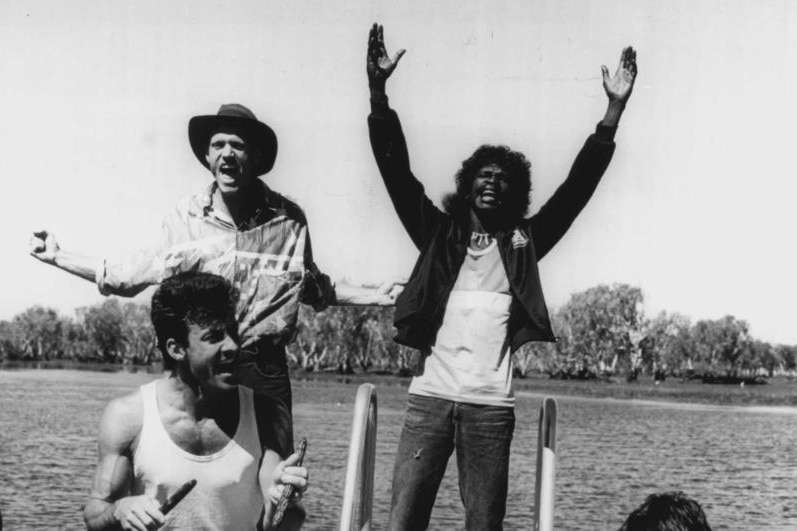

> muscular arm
[83,393,164,531]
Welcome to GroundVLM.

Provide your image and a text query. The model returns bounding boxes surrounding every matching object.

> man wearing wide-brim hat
[30,103,399,448]
[188,103,279,181]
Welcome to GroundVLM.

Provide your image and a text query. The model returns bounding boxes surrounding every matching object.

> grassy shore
[3,360,796,407]
[293,371,797,407]
[512,374,797,407]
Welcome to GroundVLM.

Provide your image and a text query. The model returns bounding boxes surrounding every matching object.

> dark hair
[620,491,712,531]
[442,144,532,228]
[150,272,239,370]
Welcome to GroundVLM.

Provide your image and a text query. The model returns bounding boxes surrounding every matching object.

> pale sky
[1,0,796,345]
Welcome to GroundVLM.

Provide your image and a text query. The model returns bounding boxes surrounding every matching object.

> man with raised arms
[366,24,637,530]
[84,272,307,530]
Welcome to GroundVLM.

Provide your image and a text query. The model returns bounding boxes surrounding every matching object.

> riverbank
[514,374,797,407]
[3,361,796,407]
[293,371,797,407]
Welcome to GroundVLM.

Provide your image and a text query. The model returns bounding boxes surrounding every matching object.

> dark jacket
[368,100,617,353]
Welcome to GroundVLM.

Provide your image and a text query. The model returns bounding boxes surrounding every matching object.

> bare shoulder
[97,387,145,454]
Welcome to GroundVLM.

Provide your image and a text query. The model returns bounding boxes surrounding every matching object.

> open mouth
[216,359,238,379]
[479,188,500,205]
[219,165,239,177]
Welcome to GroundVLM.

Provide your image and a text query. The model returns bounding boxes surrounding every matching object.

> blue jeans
[388,395,515,531]
[236,345,294,454]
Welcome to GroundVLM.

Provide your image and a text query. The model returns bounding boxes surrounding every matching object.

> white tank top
[132,381,264,530]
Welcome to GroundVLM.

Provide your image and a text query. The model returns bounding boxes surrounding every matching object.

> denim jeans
[387,394,515,531]
[236,345,294,453]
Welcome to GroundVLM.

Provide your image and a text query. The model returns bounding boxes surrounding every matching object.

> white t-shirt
[409,240,515,407]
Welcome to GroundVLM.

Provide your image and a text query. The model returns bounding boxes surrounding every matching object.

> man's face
[183,321,239,392]
[470,163,511,211]
[205,130,258,194]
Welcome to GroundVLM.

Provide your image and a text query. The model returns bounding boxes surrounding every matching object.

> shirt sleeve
[298,229,336,311]
[96,215,176,297]
[527,122,617,260]
[368,98,445,250]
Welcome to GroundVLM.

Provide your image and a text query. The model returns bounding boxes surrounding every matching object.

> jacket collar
[197,180,278,229]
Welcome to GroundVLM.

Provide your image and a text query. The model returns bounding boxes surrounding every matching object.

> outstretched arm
[334,279,404,306]
[29,229,99,283]
[529,46,638,258]
[366,23,445,249]
[29,229,155,297]
[299,230,402,308]
[600,46,638,127]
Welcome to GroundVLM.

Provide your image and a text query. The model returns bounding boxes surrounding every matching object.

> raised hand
[367,23,406,92]
[601,46,638,103]
[29,229,60,265]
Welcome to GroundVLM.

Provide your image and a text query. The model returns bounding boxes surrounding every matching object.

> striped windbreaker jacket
[97,180,334,350]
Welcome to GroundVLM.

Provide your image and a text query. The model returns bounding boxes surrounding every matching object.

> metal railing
[533,397,558,531]
[339,383,378,531]
[338,387,556,530]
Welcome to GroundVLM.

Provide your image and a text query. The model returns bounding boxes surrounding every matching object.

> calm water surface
[0,369,795,530]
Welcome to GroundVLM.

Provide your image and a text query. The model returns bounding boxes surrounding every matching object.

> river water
[0,369,795,530]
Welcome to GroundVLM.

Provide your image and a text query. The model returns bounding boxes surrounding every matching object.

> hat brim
[188,115,278,176]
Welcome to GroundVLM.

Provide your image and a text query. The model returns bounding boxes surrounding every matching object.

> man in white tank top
[83,272,308,530]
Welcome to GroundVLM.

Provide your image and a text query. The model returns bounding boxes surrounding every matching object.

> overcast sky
[1,0,796,345]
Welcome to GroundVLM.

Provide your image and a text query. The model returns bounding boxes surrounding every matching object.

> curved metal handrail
[339,383,378,531]
[534,397,558,531]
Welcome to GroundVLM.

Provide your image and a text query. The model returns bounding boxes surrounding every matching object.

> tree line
[2,284,796,383]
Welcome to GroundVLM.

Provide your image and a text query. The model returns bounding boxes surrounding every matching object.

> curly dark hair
[619,491,712,531]
[150,272,239,370]
[442,144,532,228]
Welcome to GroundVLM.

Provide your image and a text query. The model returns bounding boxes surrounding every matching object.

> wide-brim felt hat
[188,103,278,176]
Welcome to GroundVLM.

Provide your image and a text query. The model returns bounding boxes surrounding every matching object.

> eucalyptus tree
[556,284,646,378]
[12,306,64,360]
[690,316,749,378]
[640,311,693,377]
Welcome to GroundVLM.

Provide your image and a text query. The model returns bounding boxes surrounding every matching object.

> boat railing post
[533,397,558,531]
[339,383,378,531]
